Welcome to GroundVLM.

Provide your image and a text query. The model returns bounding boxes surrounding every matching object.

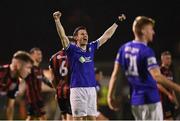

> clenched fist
[53,11,62,20]
[118,14,126,21]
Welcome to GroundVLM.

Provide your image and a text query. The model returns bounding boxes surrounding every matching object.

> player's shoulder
[50,50,65,59]
[143,46,154,54]
[118,41,132,51]
[88,39,99,46]
[124,41,134,47]
[50,50,68,63]
[131,41,149,49]
[131,41,153,53]
[66,42,77,50]
[121,40,139,47]
[122,41,154,54]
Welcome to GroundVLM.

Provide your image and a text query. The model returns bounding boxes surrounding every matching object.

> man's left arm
[98,14,126,47]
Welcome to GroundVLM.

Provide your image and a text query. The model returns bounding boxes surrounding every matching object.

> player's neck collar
[133,40,147,46]
[76,44,87,52]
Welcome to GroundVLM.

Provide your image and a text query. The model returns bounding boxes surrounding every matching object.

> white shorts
[70,87,97,117]
[131,102,163,120]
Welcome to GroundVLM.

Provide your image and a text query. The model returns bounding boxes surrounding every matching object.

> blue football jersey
[65,40,100,88]
[116,40,160,105]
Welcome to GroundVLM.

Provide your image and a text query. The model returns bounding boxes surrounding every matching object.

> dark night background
[0,0,180,64]
[0,0,180,120]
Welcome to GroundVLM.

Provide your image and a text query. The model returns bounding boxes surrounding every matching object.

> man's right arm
[149,67,180,92]
[53,11,70,48]
[107,62,120,111]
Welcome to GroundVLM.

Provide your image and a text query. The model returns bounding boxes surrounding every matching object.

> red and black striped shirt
[161,66,173,92]
[25,66,44,104]
[160,66,173,82]
[159,66,176,117]
[0,65,19,99]
[159,66,174,94]
[49,50,70,99]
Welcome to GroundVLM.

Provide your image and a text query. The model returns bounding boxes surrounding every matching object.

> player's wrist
[115,18,121,26]
[54,18,60,21]
[115,14,126,26]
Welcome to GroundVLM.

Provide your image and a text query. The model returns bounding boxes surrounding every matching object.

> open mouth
[83,38,88,41]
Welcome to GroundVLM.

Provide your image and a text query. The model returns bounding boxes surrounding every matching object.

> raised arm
[98,14,126,47]
[149,67,180,92]
[53,11,70,48]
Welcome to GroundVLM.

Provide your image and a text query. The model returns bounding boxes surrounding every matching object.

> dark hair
[29,47,41,54]
[13,51,34,64]
[73,26,87,37]
[132,16,155,37]
[161,51,171,57]
[94,67,102,74]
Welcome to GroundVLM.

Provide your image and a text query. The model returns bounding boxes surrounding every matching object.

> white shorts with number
[131,102,163,120]
[70,87,97,117]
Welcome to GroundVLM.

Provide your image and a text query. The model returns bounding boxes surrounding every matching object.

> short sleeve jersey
[115,40,160,105]
[65,40,100,88]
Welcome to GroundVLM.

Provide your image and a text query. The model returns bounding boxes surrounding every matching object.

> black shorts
[58,97,72,115]
[27,101,46,117]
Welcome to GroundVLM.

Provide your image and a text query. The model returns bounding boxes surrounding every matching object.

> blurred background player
[108,16,180,120]
[25,47,53,121]
[53,11,125,120]
[157,51,179,120]
[94,68,108,120]
[0,51,33,120]
[49,37,75,121]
